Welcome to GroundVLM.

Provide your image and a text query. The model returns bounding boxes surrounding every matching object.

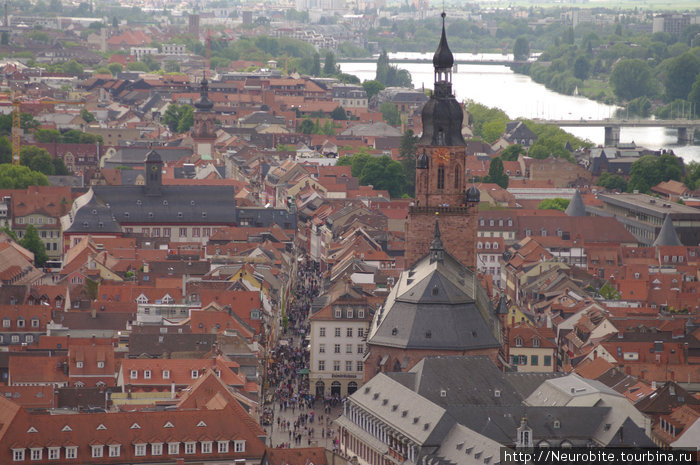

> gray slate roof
[456,405,610,446]
[368,248,500,351]
[565,190,586,217]
[401,356,523,407]
[652,214,682,247]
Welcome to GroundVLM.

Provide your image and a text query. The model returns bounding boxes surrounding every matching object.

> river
[339,53,700,163]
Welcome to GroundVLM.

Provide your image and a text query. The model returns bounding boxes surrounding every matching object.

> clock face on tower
[433,148,450,164]
[151,164,159,172]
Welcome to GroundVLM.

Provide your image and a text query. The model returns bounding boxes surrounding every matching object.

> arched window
[454,164,461,189]
[437,165,445,189]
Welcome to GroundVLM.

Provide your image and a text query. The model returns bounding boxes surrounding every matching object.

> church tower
[192,75,216,160]
[405,12,479,269]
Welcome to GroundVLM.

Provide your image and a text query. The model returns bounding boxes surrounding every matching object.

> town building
[309,293,373,398]
[405,13,480,269]
[588,192,700,246]
[364,220,503,380]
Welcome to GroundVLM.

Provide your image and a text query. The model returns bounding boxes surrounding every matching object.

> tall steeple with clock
[192,74,216,160]
[405,12,480,269]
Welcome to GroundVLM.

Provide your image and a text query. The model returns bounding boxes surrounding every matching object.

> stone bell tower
[405,12,479,269]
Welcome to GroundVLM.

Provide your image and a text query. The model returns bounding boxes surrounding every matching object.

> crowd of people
[261,257,342,451]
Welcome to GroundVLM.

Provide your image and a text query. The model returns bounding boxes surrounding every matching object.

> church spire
[418,12,465,147]
[194,72,213,111]
[429,218,445,264]
[433,12,454,72]
[653,214,682,247]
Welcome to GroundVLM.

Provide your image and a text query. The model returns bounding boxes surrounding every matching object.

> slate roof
[368,238,500,351]
[653,214,682,247]
[350,373,454,446]
[64,185,237,232]
[565,190,586,217]
[456,405,610,446]
[104,147,193,166]
[128,333,217,357]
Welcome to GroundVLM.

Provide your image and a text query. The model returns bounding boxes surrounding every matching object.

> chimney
[171,381,176,399]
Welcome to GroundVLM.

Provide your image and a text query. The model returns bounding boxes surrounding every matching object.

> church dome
[419,98,465,146]
[466,185,480,203]
[194,77,214,111]
[432,12,454,70]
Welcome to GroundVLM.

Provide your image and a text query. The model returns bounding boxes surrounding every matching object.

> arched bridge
[532,118,700,146]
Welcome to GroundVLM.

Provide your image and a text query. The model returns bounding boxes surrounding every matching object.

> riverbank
[339,59,700,162]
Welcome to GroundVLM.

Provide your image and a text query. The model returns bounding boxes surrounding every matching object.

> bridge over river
[532,118,700,146]
[340,57,527,66]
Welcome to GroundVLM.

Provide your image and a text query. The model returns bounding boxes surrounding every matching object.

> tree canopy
[19,224,49,267]
[537,198,570,211]
[628,154,683,193]
[0,164,49,189]
[399,129,418,197]
[610,59,658,101]
[483,157,509,188]
[162,104,194,133]
[513,37,530,60]
[375,50,412,87]
[337,152,407,198]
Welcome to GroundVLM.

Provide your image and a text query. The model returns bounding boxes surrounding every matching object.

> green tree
[628,154,684,193]
[0,164,49,188]
[323,51,337,75]
[311,52,321,76]
[330,106,348,120]
[163,104,194,133]
[107,62,123,76]
[357,155,406,198]
[597,172,627,192]
[664,52,700,102]
[380,102,401,126]
[500,144,524,161]
[0,226,18,241]
[684,161,700,190]
[19,224,48,267]
[399,129,418,197]
[482,119,506,144]
[362,80,385,100]
[0,137,11,164]
[375,49,411,87]
[513,36,530,61]
[80,108,96,123]
[376,50,390,84]
[127,61,150,72]
[53,158,69,175]
[483,157,509,189]
[573,56,590,80]
[299,118,314,134]
[537,198,570,211]
[610,59,657,101]
[348,152,372,178]
[599,282,621,300]
[61,60,84,75]
[176,106,194,133]
[20,146,54,175]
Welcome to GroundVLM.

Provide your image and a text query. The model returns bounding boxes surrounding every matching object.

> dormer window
[515,337,523,347]
[532,338,540,348]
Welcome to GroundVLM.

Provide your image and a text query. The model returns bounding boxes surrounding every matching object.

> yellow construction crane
[11,98,86,165]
